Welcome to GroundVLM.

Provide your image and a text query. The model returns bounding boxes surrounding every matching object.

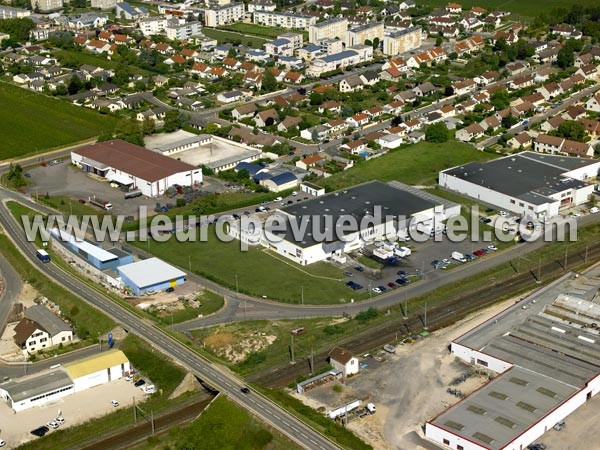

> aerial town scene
[0,0,599,448]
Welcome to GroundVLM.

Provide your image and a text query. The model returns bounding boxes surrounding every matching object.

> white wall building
[253,11,316,30]
[439,151,600,219]
[309,17,348,43]
[306,45,373,77]
[139,17,169,36]
[329,347,359,377]
[166,21,202,40]
[204,3,245,27]
[63,350,131,392]
[71,140,201,198]
[382,27,422,56]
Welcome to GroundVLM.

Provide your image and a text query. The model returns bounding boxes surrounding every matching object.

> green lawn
[220,23,282,38]
[133,395,301,450]
[202,28,267,49]
[416,0,597,19]
[192,315,383,376]
[0,82,118,160]
[55,49,149,75]
[0,227,115,341]
[39,194,109,218]
[321,141,496,191]
[134,226,368,305]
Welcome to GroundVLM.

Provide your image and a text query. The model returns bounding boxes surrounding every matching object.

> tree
[163,110,182,132]
[67,75,83,95]
[141,117,156,135]
[6,163,26,188]
[556,46,574,68]
[0,18,36,42]
[425,123,450,143]
[555,120,586,142]
[262,70,277,92]
[227,48,236,58]
[502,112,518,129]
[203,122,220,135]
[309,92,323,105]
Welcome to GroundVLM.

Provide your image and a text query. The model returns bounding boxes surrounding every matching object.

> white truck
[452,251,466,263]
[394,246,411,257]
[327,400,361,419]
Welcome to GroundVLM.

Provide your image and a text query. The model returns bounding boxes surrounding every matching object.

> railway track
[250,240,600,388]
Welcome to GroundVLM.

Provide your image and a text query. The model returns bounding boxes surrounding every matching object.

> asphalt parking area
[25,163,157,217]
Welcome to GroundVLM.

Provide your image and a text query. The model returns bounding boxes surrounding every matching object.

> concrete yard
[0,378,143,448]
[293,294,523,450]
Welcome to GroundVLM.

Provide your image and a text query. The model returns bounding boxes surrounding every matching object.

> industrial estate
[0,0,599,449]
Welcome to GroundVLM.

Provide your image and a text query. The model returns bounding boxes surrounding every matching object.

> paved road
[0,191,339,450]
[0,252,21,337]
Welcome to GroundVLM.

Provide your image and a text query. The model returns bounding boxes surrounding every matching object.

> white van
[590,207,599,214]
[142,384,156,394]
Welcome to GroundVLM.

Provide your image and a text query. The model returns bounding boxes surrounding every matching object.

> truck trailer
[89,197,113,211]
[327,400,361,419]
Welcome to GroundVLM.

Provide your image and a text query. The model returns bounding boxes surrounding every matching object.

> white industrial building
[230,180,460,265]
[0,350,129,412]
[71,139,201,197]
[440,152,600,219]
[253,11,316,30]
[117,257,186,296]
[426,268,600,450]
[306,45,373,77]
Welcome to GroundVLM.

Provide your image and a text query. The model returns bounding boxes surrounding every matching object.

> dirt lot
[294,295,522,450]
[0,378,142,448]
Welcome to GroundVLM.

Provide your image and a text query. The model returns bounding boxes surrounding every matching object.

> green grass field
[202,28,267,49]
[0,82,118,160]
[134,226,368,305]
[321,141,495,191]
[220,22,283,39]
[416,0,598,19]
[133,395,301,450]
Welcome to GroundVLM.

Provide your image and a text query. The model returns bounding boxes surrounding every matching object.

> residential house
[455,123,484,142]
[540,115,564,133]
[14,305,73,355]
[537,82,562,100]
[452,78,477,96]
[562,105,586,121]
[340,139,367,155]
[474,71,499,86]
[581,118,600,138]
[232,103,258,120]
[318,100,341,114]
[577,63,598,80]
[217,90,244,103]
[339,74,364,93]
[277,115,302,132]
[296,154,324,170]
[585,94,600,112]
[347,113,369,128]
[413,82,436,97]
[507,131,532,149]
[377,134,403,149]
[254,108,279,127]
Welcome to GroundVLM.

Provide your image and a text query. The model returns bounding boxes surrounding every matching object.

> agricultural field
[134,226,369,305]
[417,0,598,19]
[321,140,496,192]
[0,82,118,160]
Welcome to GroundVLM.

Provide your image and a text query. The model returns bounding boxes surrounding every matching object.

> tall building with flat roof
[382,27,422,55]
[309,17,348,43]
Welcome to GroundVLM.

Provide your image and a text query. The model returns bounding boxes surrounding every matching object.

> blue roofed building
[264,38,294,57]
[260,172,299,192]
[306,45,373,77]
[235,162,264,176]
[115,2,149,20]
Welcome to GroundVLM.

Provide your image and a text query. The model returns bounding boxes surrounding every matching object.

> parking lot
[341,231,502,296]
[0,378,142,448]
[25,162,157,217]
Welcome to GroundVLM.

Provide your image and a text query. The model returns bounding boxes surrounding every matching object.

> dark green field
[417,0,598,19]
[0,82,118,160]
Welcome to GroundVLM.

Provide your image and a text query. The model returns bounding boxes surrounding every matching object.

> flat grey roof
[270,181,454,248]
[0,371,73,403]
[431,366,577,450]
[438,267,600,449]
[443,151,597,201]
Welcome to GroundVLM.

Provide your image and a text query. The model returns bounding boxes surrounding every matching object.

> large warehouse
[117,257,186,295]
[71,139,202,197]
[51,228,134,271]
[232,180,460,265]
[426,269,600,450]
[0,350,129,412]
[440,152,600,219]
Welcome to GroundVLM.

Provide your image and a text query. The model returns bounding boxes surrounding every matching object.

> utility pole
[99,332,102,352]
[188,254,191,272]
[290,333,295,364]
[585,245,588,263]
[309,347,314,375]
[133,397,137,424]
[151,410,155,435]
[564,247,568,270]
[537,257,542,284]
[301,285,304,305]
[424,302,428,330]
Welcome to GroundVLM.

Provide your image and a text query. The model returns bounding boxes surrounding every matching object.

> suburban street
[0,187,340,450]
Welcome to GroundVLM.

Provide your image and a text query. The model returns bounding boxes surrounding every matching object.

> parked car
[0,439,5,447]
[31,426,49,437]
[47,421,59,429]
[396,278,409,285]
[387,282,397,288]
[487,244,497,251]
[344,271,353,277]
[396,270,408,276]
[165,287,175,293]
[473,249,486,257]
[372,287,382,294]
[377,285,387,292]
[134,379,146,387]
[354,266,364,272]
[55,417,65,425]
[111,400,119,407]
[465,253,476,261]
[553,421,565,431]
